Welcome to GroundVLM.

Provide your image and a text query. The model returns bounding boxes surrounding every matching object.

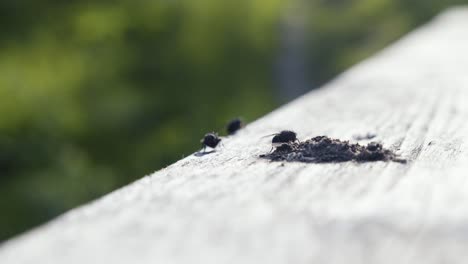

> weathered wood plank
[2,7,468,264]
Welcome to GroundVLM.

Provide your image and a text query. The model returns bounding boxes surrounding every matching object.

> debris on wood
[260,136,405,163]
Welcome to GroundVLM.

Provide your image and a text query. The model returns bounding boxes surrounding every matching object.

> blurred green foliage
[0,0,466,241]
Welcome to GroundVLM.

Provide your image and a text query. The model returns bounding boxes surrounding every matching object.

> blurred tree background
[0,0,466,241]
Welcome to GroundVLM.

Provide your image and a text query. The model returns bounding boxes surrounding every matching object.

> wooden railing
[2,7,468,264]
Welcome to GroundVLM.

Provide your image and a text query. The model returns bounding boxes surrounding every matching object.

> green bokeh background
[0,0,465,241]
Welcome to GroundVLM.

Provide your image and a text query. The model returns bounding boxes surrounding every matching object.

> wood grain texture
[2,7,468,264]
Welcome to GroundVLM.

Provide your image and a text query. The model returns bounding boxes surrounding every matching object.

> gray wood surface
[2,7,468,264]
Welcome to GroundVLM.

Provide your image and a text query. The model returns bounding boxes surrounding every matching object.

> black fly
[269,130,298,144]
[263,130,298,152]
[226,118,243,135]
[200,132,221,152]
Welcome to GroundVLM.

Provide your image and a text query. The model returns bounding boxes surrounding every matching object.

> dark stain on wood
[353,132,377,141]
